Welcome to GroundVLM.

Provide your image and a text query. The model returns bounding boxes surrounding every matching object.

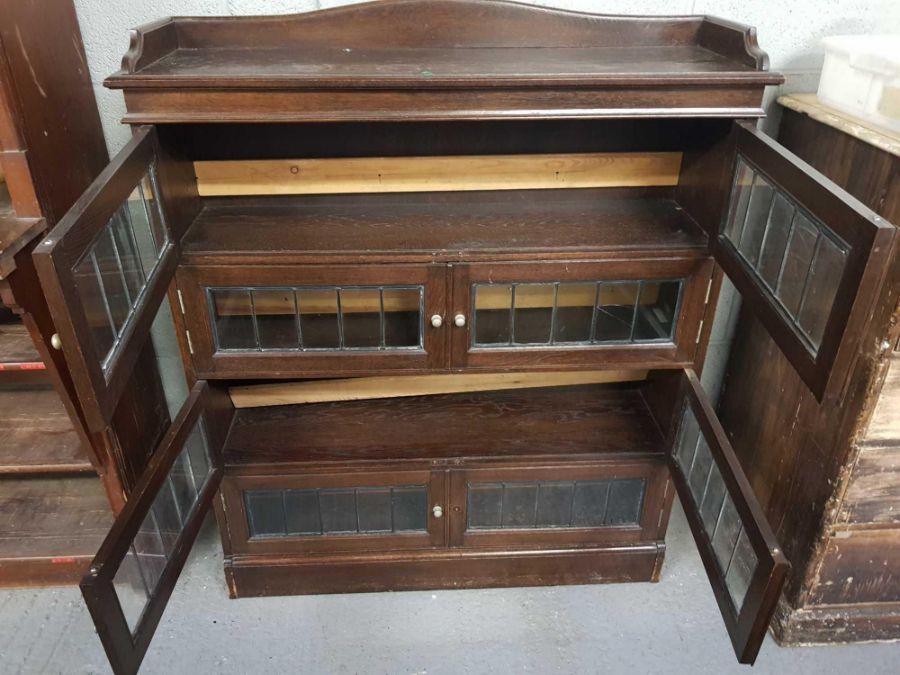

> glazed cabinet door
[178,264,448,377]
[222,470,447,556]
[33,127,195,432]
[669,369,789,665]
[716,121,895,399]
[450,259,713,371]
[448,460,669,550]
[80,382,234,675]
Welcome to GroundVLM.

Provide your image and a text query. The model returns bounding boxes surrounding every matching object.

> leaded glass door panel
[450,260,713,370]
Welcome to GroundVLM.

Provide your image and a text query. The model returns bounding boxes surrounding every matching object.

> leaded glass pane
[111,416,211,636]
[474,285,513,345]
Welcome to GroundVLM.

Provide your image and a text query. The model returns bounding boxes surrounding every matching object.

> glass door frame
[178,263,450,378]
[449,258,714,371]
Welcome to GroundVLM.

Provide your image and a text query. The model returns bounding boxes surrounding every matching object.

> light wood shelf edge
[229,370,648,408]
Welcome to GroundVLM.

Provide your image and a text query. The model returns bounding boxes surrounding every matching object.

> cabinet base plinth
[773,598,900,645]
[224,543,665,598]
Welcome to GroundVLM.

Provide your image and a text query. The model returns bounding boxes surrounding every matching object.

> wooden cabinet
[28,1,899,672]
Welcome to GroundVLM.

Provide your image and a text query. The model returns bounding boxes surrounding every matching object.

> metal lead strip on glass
[735,174,759,253]
[723,523,745,584]
[588,282,601,344]
[315,490,325,535]
[548,283,560,346]
[628,281,641,342]
[292,291,303,350]
[130,544,154,604]
[90,250,119,341]
[248,290,261,352]
[121,208,148,284]
[336,289,345,350]
[280,491,289,536]
[107,227,134,309]
[167,476,185,527]
[567,481,577,527]
[183,441,199,498]
[508,286,516,346]
[710,491,729,541]
[753,196,779,276]
[379,287,386,350]
[137,183,159,254]
[773,211,799,302]
[791,229,823,331]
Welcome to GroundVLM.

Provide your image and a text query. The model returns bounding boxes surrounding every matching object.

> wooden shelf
[0,386,92,473]
[0,214,44,277]
[0,322,46,381]
[0,475,111,586]
[224,383,664,468]
[182,190,708,264]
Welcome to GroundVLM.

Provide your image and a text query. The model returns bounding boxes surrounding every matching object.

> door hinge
[695,319,705,344]
[704,277,714,305]
[185,330,194,355]
[176,289,186,315]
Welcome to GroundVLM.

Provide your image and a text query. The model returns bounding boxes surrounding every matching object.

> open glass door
[32,126,196,432]
[715,121,895,400]
[669,369,789,664]
[676,121,897,662]
[80,381,233,675]
[30,124,213,674]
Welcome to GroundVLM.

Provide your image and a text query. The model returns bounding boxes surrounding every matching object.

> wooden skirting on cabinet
[228,369,649,408]
[194,152,682,196]
[224,543,665,598]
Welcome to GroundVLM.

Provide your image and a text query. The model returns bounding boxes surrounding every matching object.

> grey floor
[2,502,899,675]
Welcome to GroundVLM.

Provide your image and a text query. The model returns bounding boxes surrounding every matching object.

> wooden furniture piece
[0,0,116,586]
[31,2,898,672]
[716,93,898,644]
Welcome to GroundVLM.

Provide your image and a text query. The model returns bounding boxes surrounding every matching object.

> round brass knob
[454,314,466,327]
[432,504,444,518]
[50,333,63,350]
[430,314,443,328]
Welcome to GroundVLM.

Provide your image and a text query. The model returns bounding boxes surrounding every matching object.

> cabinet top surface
[107,0,782,91]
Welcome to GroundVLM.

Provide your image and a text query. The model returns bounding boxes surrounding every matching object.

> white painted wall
[74,0,900,152]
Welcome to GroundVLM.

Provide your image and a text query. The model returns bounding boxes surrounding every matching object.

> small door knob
[430,314,443,328]
[50,333,62,350]
[432,504,443,518]
[454,314,466,327]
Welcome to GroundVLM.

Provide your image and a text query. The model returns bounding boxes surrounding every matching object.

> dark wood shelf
[0,475,111,586]
[0,386,92,473]
[107,3,780,90]
[224,383,664,468]
[114,45,778,89]
[0,322,45,376]
[183,190,708,264]
[0,215,44,278]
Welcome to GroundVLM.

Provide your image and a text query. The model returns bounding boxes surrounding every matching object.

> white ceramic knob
[430,314,443,328]
[432,505,443,518]
[50,333,63,350]
[454,314,466,327]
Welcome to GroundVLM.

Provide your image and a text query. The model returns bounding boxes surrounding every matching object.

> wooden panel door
[669,369,789,664]
[80,382,234,675]
[32,126,197,432]
[449,259,713,371]
[715,121,896,400]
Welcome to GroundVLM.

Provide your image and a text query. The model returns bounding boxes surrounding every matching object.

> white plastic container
[817,35,900,132]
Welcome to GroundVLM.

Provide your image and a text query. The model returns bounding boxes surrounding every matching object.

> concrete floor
[2,503,899,675]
